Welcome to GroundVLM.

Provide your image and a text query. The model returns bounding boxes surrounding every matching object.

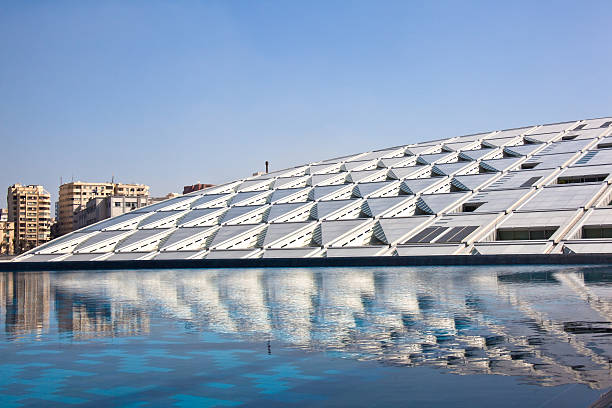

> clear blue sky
[1,1,611,207]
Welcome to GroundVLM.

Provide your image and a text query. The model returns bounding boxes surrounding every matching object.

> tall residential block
[58,182,149,235]
[7,184,52,253]
[0,220,14,255]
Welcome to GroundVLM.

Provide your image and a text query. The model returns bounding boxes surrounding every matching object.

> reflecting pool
[0,265,611,407]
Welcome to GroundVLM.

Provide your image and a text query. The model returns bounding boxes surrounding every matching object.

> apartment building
[58,182,149,236]
[0,220,14,255]
[73,195,150,230]
[0,208,8,222]
[7,184,52,253]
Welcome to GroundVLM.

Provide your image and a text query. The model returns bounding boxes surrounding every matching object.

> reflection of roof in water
[3,265,611,389]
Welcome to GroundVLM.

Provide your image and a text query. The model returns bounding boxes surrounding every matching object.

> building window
[583,227,612,239]
[462,202,484,212]
[557,174,608,184]
[598,141,612,149]
[497,228,557,240]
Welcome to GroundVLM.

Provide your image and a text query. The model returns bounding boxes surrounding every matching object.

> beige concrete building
[7,184,52,253]
[58,182,149,236]
[73,195,150,230]
[0,220,14,255]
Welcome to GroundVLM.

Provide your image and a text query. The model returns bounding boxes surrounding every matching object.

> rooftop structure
[183,183,215,195]
[15,116,612,262]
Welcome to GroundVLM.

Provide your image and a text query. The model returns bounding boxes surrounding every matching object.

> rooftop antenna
[265,161,269,174]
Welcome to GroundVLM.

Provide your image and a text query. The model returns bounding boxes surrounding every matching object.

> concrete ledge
[1,253,611,272]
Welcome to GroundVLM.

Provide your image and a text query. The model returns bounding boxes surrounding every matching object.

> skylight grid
[15,115,612,262]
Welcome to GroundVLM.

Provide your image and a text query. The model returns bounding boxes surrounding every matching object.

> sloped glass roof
[480,157,523,172]
[209,224,262,248]
[309,173,346,187]
[178,208,225,227]
[352,181,396,198]
[341,160,378,171]
[417,192,469,215]
[220,205,267,224]
[361,197,412,218]
[19,116,612,262]
[309,185,351,201]
[262,248,320,258]
[458,148,499,161]
[518,183,607,211]
[313,219,370,246]
[74,230,133,253]
[138,210,186,229]
[400,177,445,195]
[484,168,556,191]
[310,199,358,220]
[503,143,546,157]
[272,176,308,189]
[377,156,415,168]
[161,227,217,251]
[373,216,433,245]
[190,193,232,209]
[387,166,428,180]
[481,136,520,148]
[266,202,311,222]
[417,152,455,165]
[521,152,579,170]
[536,138,597,156]
[115,229,172,252]
[464,188,532,213]
[346,169,386,183]
[261,222,315,247]
[229,191,265,206]
[268,187,309,203]
[431,161,475,176]
[452,173,499,191]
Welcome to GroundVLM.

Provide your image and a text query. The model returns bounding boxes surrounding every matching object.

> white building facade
[16,116,612,262]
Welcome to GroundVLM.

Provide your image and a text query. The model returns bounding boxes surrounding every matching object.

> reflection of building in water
[0,272,50,336]
[42,268,612,388]
[0,272,148,338]
[54,289,150,339]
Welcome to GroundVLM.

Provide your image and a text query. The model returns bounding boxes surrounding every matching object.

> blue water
[0,265,610,407]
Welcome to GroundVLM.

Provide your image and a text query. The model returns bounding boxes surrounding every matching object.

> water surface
[0,265,611,407]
